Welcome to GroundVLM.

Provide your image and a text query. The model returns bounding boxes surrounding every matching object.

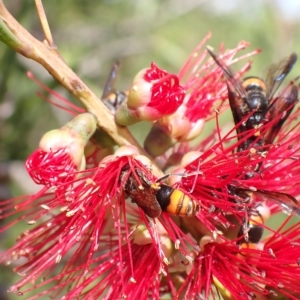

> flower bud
[143,122,175,157]
[144,106,205,157]
[26,113,97,186]
[115,145,140,157]
[115,63,185,126]
[39,113,97,168]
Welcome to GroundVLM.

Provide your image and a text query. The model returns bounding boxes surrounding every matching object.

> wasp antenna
[173,172,188,177]
[156,174,171,183]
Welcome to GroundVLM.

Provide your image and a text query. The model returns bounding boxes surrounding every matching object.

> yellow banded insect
[238,212,264,246]
[207,49,299,246]
[207,48,298,153]
[122,168,199,218]
[231,187,300,247]
[155,184,199,217]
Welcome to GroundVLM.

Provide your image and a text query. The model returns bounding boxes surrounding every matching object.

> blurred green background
[1,0,300,299]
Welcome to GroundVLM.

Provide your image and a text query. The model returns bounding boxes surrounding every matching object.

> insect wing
[265,53,297,100]
[264,84,298,144]
[101,60,120,99]
[252,189,300,217]
[207,47,249,104]
[227,83,250,135]
[101,61,123,113]
[124,168,162,218]
[128,188,162,218]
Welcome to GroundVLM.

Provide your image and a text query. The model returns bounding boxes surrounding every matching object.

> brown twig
[0,1,146,155]
[34,0,55,48]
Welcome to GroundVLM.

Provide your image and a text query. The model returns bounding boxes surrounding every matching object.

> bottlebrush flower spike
[10,227,173,300]
[115,62,186,126]
[26,113,97,187]
[158,101,300,241]
[1,148,193,299]
[3,102,300,299]
[144,33,260,156]
[175,220,300,300]
[2,32,300,300]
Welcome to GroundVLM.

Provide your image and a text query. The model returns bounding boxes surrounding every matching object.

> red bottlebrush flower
[28,224,174,300]
[178,38,250,123]
[115,62,185,125]
[175,221,300,300]
[1,150,194,298]
[26,148,77,187]
[3,98,300,299]
[143,62,186,115]
[144,33,260,156]
[26,113,97,187]
[2,34,300,300]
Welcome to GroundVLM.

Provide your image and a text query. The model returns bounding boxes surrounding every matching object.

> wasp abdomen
[156,184,198,216]
[238,214,264,245]
[242,77,266,92]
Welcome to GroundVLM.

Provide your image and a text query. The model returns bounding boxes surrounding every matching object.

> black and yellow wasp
[207,48,299,245]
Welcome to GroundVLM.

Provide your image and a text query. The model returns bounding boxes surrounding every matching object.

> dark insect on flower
[207,48,298,153]
[122,167,199,218]
[208,48,300,247]
[230,187,300,245]
[101,60,128,113]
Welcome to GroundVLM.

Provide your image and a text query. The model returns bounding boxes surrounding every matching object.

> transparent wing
[207,47,249,103]
[265,53,297,100]
[227,83,251,132]
[101,60,120,99]
[264,85,298,144]
[251,189,300,217]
